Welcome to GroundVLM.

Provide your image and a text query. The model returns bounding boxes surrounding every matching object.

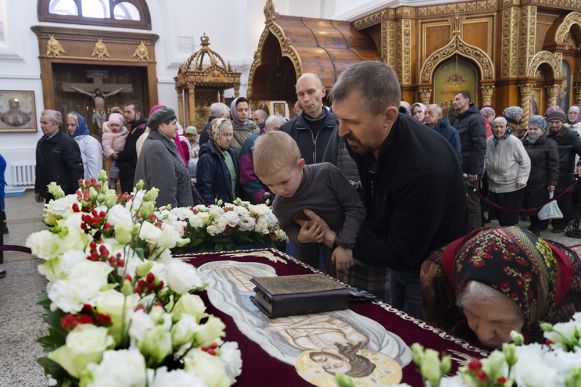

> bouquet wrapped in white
[28,172,243,387]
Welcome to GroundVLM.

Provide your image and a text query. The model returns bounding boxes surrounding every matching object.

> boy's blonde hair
[253,131,301,178]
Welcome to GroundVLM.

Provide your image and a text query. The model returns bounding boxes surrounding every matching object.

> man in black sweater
[322,61,468,318]
[118,102,147,194]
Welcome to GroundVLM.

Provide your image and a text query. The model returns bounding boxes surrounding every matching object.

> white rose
[184,349,232,387]
[512,346,558,387]
[94,290,139,345]
[172,293,207,322]
[150,367,205,387]
[128,310,155,346]
[166,260,206,294]
[129,190,146,213]
[194,315,226,347]
[80,349,146,387]
[48,261,113,313]
[222,211,240,228]
[149,261,168,284]
[48,324,114,378]
[158,224,189,249]
[26,230,61,260]
[171,315,199,348]
[38,249,86,282]
[238,215,255,232]
[545,321,580,350]
[219,341,242,380]
[45,194,78,218]
[139,325,173,365]
[107,204,133,227]
[139,221,161,243]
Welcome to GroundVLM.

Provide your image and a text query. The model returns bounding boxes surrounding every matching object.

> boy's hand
[332,246,353,272]
[295,218,325,243]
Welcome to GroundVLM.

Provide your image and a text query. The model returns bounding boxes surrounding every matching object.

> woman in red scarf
[421,226,581,348]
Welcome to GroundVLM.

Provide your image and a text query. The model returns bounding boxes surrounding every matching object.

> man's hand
[295,218,325,244]
[35,193,44,203]
[468,174,478,183]
[332,246,354,272]
[548,185,555,192]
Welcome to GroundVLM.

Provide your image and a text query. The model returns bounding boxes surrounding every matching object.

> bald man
[280,73,337,164]
[424,104,462,163]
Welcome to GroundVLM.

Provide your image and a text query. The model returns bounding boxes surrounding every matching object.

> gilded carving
[399,19,412,85]
[517,6,537,78]
[132,41,149,61]
[528,0,581,11]
[546,83,560,107]
[501,7,519,78]
[264,0,276,22]
[417,0,496,17]
[419,35,495,84]
[480,84,495,107]
[91,38,111,59]
[555,11,581,46]
[574,83,581,105]
[46,34,66,57]
[519,83,533,124]
[418,87,432,104]
[527,51,562,79]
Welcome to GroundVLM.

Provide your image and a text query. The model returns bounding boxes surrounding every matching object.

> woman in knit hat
[522,115,559,235]
[485,116,531,226]
[230,97,259,152]
[547,109,581,232]
[134,107,194,207]
[503,105,527,138]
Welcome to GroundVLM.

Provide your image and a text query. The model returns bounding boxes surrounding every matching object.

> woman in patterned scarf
[420,226,581,348]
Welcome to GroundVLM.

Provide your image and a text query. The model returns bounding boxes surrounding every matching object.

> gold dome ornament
[92,38,111,59]
[46,34,66,57]
[132,41,149,61]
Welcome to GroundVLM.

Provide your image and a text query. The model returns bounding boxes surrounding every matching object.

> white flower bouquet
[28,172,243,387]
[158,199,287,253]
[410,314,581,387]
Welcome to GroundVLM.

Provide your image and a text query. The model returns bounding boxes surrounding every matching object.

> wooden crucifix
[63,70,133,130]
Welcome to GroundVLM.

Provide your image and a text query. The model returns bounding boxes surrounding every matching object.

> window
[39,0,150,29]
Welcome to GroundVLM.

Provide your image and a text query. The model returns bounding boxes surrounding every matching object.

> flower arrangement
[27,172,243,387]
[411,314,581,387]
[158,199,287,253]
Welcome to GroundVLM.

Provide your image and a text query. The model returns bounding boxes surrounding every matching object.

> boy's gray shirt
[272,162,365,248]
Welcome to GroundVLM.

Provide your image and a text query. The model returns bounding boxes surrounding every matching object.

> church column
[394,7,415,101]
[545,83,560,107]
[187,85,196,126]
[519,82,533,124]
[575,83,581,105]
[219,89,225,104]
[176,88,184,125]
[418,87,431,105]
[480,84,495,107]
[234,86,240,98]
[381,10,396,69]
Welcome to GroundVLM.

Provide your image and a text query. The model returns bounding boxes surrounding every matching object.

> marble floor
[1,191,579,386]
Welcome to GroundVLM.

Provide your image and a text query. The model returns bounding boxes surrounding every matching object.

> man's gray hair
[41,109,62,126]
[265,115,286,131]
[253,109,268,123]
[210,102,230,118]
[427,104,443,116]
[329,61,401,115]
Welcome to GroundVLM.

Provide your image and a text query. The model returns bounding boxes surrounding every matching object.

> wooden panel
[536,12,560,51]
[421,23,451,65]
[461,18,492,57]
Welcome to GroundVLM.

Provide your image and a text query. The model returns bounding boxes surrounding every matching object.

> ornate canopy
[175,34,241,127]
[247,0,380,102]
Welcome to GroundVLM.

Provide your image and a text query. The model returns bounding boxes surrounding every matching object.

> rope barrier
[0,244,31,253]
[474,179,578,214]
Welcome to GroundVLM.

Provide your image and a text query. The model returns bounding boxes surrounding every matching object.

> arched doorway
[433,55,479,113]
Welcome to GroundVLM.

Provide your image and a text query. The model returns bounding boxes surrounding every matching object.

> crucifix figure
[64,70,133,131]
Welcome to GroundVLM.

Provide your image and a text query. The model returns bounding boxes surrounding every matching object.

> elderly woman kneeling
[421,226,581,348]
[134,107,194,208]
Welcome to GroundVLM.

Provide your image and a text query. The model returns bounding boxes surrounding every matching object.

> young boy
[253,131,365,277]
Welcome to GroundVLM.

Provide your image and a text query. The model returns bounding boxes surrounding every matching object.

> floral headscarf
[442,226,572,325]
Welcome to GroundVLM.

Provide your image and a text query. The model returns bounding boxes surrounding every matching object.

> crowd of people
[28,61,581,351]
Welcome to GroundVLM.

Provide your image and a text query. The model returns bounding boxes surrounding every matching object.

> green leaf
[37,356,76,386]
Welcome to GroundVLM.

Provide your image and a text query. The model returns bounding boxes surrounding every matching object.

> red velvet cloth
[180,249,486,386]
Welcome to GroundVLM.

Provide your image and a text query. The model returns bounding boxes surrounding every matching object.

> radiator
[11,164,36,186]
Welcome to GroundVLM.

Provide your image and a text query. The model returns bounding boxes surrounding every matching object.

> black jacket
[322,127,360,183]
[35,130,84,199]
[453,104,486,175]
[196,141,239,205]
[199,116,215,147]
[350,114,468,272]
[117,118,147,186]
[547,127,581,187]
[522,135,559,208]
[280,110,337,164]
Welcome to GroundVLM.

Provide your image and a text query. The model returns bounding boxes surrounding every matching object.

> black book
[250,274,349,318]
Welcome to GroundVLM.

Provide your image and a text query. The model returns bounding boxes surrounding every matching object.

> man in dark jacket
[280,73,336,165]
[452,91,486,230]
[35,110,84,203]
[424,103,462,163]
[323,61,468,318]
[547,110,581,232]
[118,102,147,194]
